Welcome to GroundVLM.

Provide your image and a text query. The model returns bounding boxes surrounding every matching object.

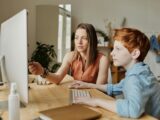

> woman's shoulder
[65,51,76,57]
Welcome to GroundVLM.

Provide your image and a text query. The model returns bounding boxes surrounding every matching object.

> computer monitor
[0,9,28,105]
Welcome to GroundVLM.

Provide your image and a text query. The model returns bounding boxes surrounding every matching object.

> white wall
[36,5,58,54]
[71,0,160,35]
[0,0,160,77]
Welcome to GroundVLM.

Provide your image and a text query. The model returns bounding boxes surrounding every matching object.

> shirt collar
[125,62,144,76]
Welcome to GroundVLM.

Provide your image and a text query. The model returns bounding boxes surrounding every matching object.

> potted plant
[96,29,109,47]
[31,41,60,72]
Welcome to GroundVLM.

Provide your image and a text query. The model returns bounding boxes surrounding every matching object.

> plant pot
[36,75,51,85]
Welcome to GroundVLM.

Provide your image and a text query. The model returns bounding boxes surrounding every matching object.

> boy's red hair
[113,28,150,61]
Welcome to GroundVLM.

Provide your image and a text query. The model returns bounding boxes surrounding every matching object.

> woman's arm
[69,78,125,95]
[96,55,110,84]
[69,80,107,92]
[29,52,74,84]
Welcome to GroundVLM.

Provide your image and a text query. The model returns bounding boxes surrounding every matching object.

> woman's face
[74,28,89,53]
[111,41,133,68]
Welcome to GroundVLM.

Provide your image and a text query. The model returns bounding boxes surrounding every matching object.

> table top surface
[0,75,157,120]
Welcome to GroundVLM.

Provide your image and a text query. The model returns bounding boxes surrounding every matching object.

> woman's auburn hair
[74,23,98,66]
[113,28,150,61]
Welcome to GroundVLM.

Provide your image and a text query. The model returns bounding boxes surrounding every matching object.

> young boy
[69,28,160,119]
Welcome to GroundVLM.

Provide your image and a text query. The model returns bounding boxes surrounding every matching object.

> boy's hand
[75,97,98,107]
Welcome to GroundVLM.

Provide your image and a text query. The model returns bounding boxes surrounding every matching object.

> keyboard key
[70,89,91,104]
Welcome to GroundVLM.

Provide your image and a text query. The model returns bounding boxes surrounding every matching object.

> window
[57,4,71,62]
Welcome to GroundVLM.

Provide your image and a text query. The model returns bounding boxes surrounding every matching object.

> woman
[29,23,109,84]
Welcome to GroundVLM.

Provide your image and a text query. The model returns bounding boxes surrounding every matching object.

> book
[39,104,101,120]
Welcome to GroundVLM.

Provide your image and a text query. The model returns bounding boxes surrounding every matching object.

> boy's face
[111,41,134,68]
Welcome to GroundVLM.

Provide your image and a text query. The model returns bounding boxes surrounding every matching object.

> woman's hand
[28,62,44,75]
[69,80,107,92]
[69,81,92,89]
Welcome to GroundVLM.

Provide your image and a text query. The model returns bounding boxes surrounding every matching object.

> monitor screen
[0,9,28,104]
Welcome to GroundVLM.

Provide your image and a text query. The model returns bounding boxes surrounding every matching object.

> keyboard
[70,89,91,104]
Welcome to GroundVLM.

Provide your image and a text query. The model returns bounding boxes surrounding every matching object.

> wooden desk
[0,76,157,120]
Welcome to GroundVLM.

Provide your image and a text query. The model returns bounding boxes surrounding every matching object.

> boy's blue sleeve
[116,75,147,118]
[106,79,124,95]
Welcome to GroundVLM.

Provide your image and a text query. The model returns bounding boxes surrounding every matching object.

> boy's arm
[116,76,146,118]
[95,99,117,113]
[76,98,117,113]
[106,79,125,95]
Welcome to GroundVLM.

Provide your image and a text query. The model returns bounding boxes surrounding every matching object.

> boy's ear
[131,49,140,59]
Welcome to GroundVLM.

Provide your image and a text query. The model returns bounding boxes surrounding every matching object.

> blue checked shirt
[106,62,160,119]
